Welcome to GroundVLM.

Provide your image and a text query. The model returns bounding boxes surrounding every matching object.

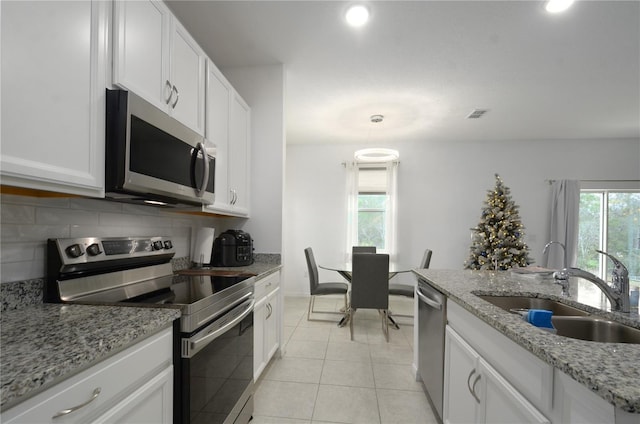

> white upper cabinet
[228,92,251,216]
[0,0,107,196]
[203,61,251,217]
[113,0,205,135]
[205,60,232,210]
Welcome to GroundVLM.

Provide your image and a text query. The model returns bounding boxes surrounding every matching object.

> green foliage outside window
[358,194,386,249]
[577,192,640,285]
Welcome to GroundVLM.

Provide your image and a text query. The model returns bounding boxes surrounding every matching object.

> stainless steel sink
[552,316,640,344]
[477,295,590,316]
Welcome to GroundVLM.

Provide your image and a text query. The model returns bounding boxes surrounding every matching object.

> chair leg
[349,307,355,341]
[381,310,389,343]
[307,295,315,321]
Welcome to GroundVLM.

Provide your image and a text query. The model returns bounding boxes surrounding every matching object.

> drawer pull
[52,387,101,419]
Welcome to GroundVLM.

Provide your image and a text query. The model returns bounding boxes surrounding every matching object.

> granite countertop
[413,269,640,413]
[0,303,180,411]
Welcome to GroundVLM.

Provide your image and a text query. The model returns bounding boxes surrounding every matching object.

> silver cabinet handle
[466,369,476,399]
[165,80,173,105]
[416,286,442,310]
[171,85,179,108]
[466,369,481,403]
[192,142,209,198]
[266,303,272,319]
[471,374,481,403]
[52,387,101,418]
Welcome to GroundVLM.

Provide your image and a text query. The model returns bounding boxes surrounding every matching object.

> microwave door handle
[192,142,210,198]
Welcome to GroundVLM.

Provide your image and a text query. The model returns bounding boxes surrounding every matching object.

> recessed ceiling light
[545,0,575,13]
[345,4,369,27]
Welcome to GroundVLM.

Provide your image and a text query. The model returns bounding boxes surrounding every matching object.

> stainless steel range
[46,236,255,424]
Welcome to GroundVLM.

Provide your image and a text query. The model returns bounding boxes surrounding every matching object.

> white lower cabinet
[444,326,550,424]
[443,300,636,424]
[254,271,281,380]
[1,328,173,424]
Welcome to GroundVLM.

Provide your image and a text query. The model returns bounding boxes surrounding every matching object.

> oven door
[181,296,254,424]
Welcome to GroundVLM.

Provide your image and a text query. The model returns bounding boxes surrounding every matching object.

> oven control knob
[153,241,163,251]
[163,240,173,249]
[86,243,102,256]
[65,244,84,258]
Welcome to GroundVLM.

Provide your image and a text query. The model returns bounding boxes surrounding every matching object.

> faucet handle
[553,269,571,297]
[596,250,629,293]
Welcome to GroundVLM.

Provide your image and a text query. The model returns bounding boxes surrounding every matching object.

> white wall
[223,64,285,256]
[283,137,640,296]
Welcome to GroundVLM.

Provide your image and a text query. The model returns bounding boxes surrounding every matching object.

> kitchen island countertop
[413,269,640,413]
[0,303,180,411]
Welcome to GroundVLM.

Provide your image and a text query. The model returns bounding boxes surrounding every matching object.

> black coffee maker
[211,230,254,267]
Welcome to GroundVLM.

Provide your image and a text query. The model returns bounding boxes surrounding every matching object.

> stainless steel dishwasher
[417,278,446,423]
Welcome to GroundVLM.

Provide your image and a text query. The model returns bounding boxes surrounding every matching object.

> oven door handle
[183,297,254,358]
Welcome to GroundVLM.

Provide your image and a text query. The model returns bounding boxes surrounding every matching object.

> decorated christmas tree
[465,174,532,270]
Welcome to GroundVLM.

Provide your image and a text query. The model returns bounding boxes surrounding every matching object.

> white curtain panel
[345,162,359,262]
[385,162,399,263]
[545,180,581,269]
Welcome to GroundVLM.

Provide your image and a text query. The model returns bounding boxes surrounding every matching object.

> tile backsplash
[0,193,243,284]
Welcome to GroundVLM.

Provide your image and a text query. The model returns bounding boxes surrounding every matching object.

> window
[346,162,397,256]
[357,167,388,249]
[577,190,640,289]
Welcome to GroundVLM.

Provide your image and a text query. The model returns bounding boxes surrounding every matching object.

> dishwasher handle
[416,285,443,310]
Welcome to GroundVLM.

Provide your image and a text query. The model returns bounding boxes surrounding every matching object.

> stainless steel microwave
[105,89,215,207]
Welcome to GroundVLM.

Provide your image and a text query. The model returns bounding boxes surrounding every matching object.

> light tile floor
[252,295,439,424]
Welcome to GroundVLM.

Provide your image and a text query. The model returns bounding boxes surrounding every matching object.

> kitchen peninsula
[414,269,640,423]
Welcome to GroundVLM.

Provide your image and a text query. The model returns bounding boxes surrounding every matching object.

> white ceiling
[166,1,640,146]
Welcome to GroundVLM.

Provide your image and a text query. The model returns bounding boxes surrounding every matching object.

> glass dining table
[318,262,413,327]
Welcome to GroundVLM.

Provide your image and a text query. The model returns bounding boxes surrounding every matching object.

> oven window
[186,311,253,424]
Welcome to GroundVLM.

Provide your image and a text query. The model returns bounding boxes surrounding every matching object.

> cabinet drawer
[255,271,280,301]
[2,328,173,423]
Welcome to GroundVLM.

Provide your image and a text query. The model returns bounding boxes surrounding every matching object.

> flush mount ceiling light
[545,0,575,13]
[354,148,399,162]
[345,4,369,27]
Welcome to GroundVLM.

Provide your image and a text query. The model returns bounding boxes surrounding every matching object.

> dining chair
[304,247,349,321]
[350,253,390,342]
[388,249,432,318]
[352,246,376,254]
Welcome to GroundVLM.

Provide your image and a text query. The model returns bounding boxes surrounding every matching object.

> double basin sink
[477,295,640,344]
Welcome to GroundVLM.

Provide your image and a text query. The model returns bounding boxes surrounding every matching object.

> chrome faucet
[553,250,630,313]
[543,240,566,268]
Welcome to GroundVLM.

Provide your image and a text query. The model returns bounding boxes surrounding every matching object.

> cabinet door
[204,61,232,211]
[228,93,250,216]
[265,287,281,362]
[253,297,267,380]
[443,326,479,424]
[94,366,173,424]
[113,0,171,111]
[478,359,550,424]
[1,0,106,196]
[170,20,206,135]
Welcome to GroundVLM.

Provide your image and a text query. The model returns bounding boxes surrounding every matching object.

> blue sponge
[526,309,554,329]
